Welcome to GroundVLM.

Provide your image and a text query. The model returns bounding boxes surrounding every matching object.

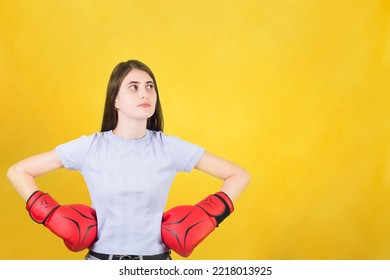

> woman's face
[115,69,157,122]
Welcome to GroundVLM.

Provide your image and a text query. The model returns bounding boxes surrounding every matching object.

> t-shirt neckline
[107,129,151,145]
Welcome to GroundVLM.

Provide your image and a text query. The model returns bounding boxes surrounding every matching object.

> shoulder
[55,131,104,170]
[148,130,186,145]
[78,131,113,142]
[148,130,204,154]
[57,131,104,149]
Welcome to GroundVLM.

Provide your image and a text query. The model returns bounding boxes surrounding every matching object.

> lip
[138,103,151,108]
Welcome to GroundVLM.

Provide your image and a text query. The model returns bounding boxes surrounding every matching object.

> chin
[134,113,154,120]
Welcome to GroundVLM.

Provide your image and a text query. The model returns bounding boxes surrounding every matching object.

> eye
[146,84,154,90]
[129,85,138,90]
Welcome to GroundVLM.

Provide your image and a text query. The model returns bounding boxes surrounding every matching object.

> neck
[113,119,147,140]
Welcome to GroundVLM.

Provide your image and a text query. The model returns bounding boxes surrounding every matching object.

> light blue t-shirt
[55,130,204,255]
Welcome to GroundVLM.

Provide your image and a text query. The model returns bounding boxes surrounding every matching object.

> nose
[138,89,146,99]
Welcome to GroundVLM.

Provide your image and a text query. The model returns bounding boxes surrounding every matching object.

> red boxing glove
[161,191,234,257]
[26,191,97,252]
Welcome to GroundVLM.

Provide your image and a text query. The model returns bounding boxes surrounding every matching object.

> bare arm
[194,151,251,202]
[6,150,64,202]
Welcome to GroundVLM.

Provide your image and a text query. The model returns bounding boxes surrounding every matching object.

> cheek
[151,93,158,105]
[115,91,126,105]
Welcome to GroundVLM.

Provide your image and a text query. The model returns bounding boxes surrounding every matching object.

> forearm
[220,167,251,202]
[194,151,251,202]
[6,150,64,202]
[7,164,39,202]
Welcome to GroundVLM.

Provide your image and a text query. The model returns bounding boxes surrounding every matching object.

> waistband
[87,250,171,260]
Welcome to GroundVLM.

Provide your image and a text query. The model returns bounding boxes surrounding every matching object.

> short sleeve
[164,135,205,172]
[55,134,96,171]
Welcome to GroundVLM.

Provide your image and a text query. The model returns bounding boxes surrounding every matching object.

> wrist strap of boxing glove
[26,191,60,224]
[196,191,234,226]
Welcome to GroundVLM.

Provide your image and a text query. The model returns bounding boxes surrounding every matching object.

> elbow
[223,167,251,202]
[240,168,251,188]
[225,166,251,187]
[6,163,27,183]
[6,164,19,183]
[6,164,17,182]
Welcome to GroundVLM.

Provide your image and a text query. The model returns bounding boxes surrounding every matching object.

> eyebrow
[127,81,154,84]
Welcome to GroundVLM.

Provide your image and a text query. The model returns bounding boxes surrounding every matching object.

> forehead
[122,69,153,84]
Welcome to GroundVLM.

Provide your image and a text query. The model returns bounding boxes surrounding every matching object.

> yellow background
[1,0,389,260]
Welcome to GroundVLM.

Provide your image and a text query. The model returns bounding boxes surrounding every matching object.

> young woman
[7,59,250,260]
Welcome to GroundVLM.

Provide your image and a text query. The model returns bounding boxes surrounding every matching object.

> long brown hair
[100,60,164,132]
